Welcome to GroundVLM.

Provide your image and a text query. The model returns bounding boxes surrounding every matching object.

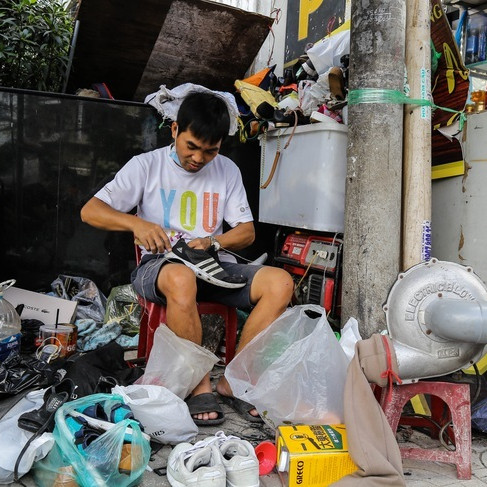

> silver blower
[384,259,487,381]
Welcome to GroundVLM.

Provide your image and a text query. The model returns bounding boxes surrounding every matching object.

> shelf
[467,60,487,69]
[445,0,487,11]
[467,61,487,78]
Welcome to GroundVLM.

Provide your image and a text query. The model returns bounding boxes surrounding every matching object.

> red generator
[274,230,343,325]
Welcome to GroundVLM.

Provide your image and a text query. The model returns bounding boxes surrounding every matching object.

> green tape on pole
[348,88,429,106]
[348,88,465,126]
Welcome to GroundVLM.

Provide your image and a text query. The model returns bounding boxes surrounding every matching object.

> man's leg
[157,263,219,422]
[216,266,294,412]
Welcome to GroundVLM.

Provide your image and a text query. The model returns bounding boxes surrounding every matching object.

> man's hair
[176,92,230,144]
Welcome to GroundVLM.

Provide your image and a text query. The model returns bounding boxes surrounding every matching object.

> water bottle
[466,27,480,65]
[0,280,22,361]
[479,24,487,63]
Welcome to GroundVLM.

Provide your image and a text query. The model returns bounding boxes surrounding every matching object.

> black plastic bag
[0,352,56,397]
[61,342,143,398]
[51,275,107,323]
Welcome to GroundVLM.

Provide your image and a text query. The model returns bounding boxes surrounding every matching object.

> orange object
[471,90,486,103]
[242,66,274,87]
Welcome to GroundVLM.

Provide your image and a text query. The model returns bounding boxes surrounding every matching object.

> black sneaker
[165,239,247,289]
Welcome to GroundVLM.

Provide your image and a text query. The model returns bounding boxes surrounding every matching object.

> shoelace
[177,431,241,460]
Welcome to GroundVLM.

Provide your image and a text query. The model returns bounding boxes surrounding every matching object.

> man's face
[171,122,222,173]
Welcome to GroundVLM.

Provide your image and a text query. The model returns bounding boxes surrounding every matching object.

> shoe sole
[167,469,226,487]
[165,252,246,289]
[166,470,185,487]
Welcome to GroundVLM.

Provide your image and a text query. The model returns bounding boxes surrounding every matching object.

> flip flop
[186,393,225,426]
[219,395,263,424]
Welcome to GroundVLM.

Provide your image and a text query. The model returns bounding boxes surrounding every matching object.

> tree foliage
[0,0,75,92]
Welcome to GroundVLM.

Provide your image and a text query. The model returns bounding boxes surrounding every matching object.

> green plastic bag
[33,393,151,487]
[104,284,141,336]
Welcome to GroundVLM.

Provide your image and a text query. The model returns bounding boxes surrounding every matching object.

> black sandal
[14,378,75,483]
[17,378,75,433]
[186,393,225,426]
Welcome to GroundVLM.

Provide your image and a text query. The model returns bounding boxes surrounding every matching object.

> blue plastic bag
[472,396,487,433]
[33,393,151,487]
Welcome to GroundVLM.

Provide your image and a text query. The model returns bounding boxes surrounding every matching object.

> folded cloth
[144,83,239,135]
[334,334,405,487]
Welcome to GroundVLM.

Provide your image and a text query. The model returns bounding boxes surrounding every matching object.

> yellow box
[276,424,357,487]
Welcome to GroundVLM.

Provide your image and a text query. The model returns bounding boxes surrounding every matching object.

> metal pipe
[424,298,487,343]
[62,19,80,94]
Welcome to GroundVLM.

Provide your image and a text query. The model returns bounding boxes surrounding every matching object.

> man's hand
[188,237,211,251]
[133,220,171,254]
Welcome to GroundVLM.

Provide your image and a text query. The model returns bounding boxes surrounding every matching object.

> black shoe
[165,239,247,289]
[17,378,75,433]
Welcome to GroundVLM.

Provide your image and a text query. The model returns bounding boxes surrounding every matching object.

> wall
[0,88,268,296]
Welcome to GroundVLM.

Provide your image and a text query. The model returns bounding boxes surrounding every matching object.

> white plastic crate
[259,121,348,232]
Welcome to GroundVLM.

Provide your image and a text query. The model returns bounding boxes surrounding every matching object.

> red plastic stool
[379,381,472,479]
[136,296,238,365]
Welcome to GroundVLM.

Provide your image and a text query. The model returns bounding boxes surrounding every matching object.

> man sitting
[80,90,294,424]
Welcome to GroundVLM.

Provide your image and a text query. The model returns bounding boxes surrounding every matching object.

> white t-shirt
[94,146,253,256]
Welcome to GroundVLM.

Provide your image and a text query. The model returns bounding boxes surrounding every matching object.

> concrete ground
[142,367,487,487]
[17,366,487,486]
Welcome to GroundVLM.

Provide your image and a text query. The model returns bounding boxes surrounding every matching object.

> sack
[51,275,107,323]
[112,384,198,444]
[34,393,151,487]
[225,305,348,429]
[136,325,219,399]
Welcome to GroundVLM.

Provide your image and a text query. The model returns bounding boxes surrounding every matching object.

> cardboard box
[276,424,357,487]
[3,286,78,326]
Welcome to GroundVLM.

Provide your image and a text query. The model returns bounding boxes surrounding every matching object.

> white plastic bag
[112,384,198,444]
[136,324,219,399]
[225,305,348,429]
[339,317,362,362]
[307,29,350,76]
[0,389,54,483]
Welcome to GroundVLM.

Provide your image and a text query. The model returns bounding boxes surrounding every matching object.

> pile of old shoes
[167,431,259,487]
[255,101,309,127]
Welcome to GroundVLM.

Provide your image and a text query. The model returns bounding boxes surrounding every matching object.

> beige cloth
[334,334,406,486]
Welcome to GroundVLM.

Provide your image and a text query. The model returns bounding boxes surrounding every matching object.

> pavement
[139,367,487,486]
[16,366,487,486]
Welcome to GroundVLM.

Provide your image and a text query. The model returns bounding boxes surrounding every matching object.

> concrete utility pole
[402,0,431,270]
[341,1,406,337]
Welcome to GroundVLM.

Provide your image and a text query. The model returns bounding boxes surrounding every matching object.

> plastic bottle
[479,24,487,62]
[0,280,22,360]
[466,27,480,65]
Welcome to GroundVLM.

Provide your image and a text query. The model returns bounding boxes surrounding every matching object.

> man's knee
[252,266,294,304]
[158,264,197,298]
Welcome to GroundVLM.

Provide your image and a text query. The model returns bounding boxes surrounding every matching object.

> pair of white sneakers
[167,430,260,487]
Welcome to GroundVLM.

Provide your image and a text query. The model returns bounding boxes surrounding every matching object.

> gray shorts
[131,254,263,309]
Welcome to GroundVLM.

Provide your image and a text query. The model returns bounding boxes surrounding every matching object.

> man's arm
[80,197,172,252]
[189,221,255,251]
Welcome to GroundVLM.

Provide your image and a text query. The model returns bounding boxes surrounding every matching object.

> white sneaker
[167,442,226,487]
[202,431,260,487]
